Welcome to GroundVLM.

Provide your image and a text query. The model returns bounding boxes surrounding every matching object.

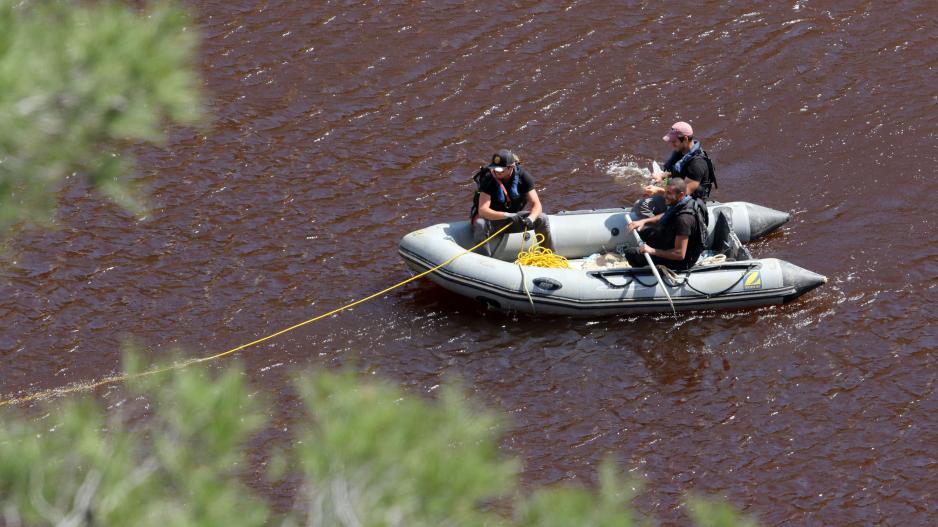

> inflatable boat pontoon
[399,202,826,316]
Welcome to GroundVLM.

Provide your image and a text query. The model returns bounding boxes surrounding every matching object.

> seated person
[631,121,718,219]
[625,178,709,271]
[470,149,552,257]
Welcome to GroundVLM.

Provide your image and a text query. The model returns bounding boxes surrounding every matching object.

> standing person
[625,178,708,271]
[470,149,552,257]
[631,121,717,219]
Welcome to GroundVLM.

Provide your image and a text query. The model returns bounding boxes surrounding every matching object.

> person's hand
[521,216,534,230]
[627,219,645,233]
[504,212,522,225]
[639,243,654,255]
[651,172,666,183]
[642,185,664,197]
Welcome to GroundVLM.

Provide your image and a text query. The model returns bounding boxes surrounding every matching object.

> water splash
[599,157,652,189]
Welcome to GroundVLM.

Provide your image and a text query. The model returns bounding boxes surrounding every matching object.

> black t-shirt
[644,205,704,270]
[478,167,535,213]
[682,157,710,186]
[663,149,713,200]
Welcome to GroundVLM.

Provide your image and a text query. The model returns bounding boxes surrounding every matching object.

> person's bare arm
[641,234,689,261]
[477,192,512,221]
[627,213,664,233]
[526,189,543,220]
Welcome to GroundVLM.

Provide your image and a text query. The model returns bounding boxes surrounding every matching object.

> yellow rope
[0,223,513,408]
[514,231,569,269]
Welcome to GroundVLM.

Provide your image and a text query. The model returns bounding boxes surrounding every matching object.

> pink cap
[663,121,693,142]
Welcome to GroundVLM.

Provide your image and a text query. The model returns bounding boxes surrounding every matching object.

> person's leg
[624,248,687,270]
[623,247,647,267]
[473,217,517,256]
[532,214,553,250]
[471,217,493,256]
[630,195,667,220]
[630,198,651,220]
[626,224,672,268]
[650,254,681,269]
[638,224,665,247]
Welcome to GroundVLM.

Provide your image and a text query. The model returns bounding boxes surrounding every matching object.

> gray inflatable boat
[398,202,826,316]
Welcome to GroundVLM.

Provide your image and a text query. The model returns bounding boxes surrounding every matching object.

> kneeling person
[631,120,717,220]
[470,149,552,256]
[625,178,708,271]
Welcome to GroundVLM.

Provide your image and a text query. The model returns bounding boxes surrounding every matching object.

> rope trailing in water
[0,222,514,408]
[513,231,569,269]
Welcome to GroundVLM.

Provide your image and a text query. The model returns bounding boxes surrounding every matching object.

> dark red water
[2,1,937,524]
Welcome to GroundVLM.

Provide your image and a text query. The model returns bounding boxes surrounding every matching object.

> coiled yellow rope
[514,231,570,268]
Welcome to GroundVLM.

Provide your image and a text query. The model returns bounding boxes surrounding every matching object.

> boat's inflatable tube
[487,201,789,260]
[399,202,824,316]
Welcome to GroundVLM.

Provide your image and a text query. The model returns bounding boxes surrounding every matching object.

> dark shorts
[630,195,667,220]
[471,214,552,257]
[623,226,694,271]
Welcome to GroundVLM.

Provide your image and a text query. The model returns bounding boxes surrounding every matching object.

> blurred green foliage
[294,373,518,526]
[0,356,758,526]
[688,498,761,527]
[515,462,637,527]
[0,359,268,527]
[0,0,204,233]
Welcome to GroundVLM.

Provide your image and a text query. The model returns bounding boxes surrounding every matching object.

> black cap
[488,149,515,172]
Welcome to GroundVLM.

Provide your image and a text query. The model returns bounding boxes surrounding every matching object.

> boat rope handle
[587,271,635,289]
[0,222,513,408]
[653,261,760,299]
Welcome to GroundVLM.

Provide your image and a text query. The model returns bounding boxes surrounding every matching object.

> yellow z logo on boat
[743,271,762,290]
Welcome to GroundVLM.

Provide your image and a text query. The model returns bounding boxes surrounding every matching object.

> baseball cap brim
[663,122,693,141]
